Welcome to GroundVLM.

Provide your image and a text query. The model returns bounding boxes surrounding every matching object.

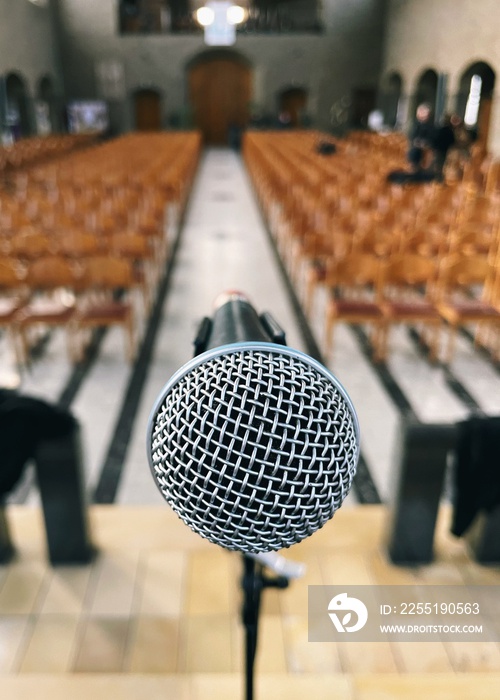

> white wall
[0,0,62,96]
[382,0,500,154]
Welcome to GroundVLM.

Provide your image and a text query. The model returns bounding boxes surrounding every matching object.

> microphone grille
[148,343,359,553]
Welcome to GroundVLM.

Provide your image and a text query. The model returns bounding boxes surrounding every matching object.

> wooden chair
[393,226,442,258]
[57,231,101,259]
[324,253,385,360]
[485,160,500,195]
[16,256,81,366]
[435,255,500,363]
[109,232,157,313]
[73,256,136,362]
[0,259,29,363]
[9,231,58,261]
[443,224,494,258]
[133,211,169,268]
[378,254,442,362]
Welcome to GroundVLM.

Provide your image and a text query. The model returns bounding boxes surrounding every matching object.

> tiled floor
[1,146,500,697]
[0,505,499,698]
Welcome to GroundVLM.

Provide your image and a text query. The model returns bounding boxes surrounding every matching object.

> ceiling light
[227,5,247,25]
[196,6,215,26]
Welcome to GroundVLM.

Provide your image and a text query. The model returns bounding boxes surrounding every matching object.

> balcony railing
[119,4,323,35]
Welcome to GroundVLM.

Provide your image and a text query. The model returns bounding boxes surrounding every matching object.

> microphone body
[193,291,287,355]
[148,293,359,553]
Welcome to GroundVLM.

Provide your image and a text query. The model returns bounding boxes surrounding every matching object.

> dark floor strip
[352,453,382,504]
[350,326,418,422]
[57,328,107,410]
[260,234,323,364]
[92,223,185,504]
[255,202,381,503]
[459,326,500,375]
[26,330,52,363]
[442,368,484,414]
[407,328,484,415]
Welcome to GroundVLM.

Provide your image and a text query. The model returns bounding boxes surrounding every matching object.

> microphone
[147,292,360,554]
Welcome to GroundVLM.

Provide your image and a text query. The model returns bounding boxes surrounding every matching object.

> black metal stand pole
[241,554,290,700]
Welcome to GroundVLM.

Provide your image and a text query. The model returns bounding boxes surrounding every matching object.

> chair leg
[494,327,500,362]
[18,326,30,367]
[445,325,457,364]
[428,323,440,363]
[66,327,79,364]
[7,326,24,367]
[324,311,335,359]
[373,324,385,362]
[304,269,316,317]
[473,321,492,352]
[126,316,135,363]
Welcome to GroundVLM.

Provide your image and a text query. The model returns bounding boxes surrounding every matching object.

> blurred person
[407,102,435,169]
[432,113,457,180]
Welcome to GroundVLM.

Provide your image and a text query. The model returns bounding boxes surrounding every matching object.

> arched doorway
[411,68,438,121]
[5,72,32,139]
[188,50,252,145]
[277,86,308,127]
[456,61,495,151]
[133,88,162,131]
[380,72,403,128]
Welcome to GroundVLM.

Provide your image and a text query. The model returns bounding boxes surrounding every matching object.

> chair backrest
[380,254,438,302]
[327,253,384,302]
[382,254,437,286]
[58,231,100,258]
[0,259,26,290]
[334,253,382,288]
[82,256,133,289]
[110,233,149,258]
[437,255,496,300]
[26,256,79,290]
[10,231,56,259]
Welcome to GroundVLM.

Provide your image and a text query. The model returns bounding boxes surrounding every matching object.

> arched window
[456,61,495,149]
[411,68,439,121]
[379,72,404,128]
[5,72,32,139]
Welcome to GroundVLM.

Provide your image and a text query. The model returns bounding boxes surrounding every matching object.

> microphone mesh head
[148,343,359,553]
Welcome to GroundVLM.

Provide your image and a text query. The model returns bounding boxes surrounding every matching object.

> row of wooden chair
[322,252,500,364]
[0,255,137,365]
[0,132,202,366]
[1,230,157,312]
[243,130,500,363]
[0,134,95,173]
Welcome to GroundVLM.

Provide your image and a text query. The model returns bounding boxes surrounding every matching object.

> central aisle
[118,148,310,503]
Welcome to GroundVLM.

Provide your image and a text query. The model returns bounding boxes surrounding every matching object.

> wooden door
[279,88,307,127]
[189,59,251,145]
[134,89,162,131]
[351,88,377,129]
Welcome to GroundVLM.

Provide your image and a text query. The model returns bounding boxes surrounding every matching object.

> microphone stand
[192,300,292,700]
[241,555,290,700]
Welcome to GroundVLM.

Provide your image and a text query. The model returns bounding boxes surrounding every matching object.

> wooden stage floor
[0,504,499,699]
